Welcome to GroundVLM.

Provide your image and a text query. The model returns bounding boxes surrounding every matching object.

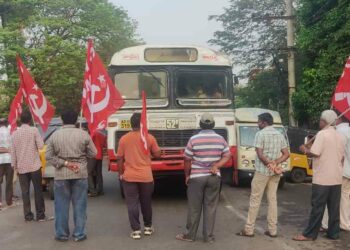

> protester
[0,118,14,210]
[237,112,289,238]
[116,113,161,240]
[46,110,97,242]
[321,113,350,232]
[88,130,107,197]
[10,111,50,222]
[176,113,231,243]
[294,110,346,241]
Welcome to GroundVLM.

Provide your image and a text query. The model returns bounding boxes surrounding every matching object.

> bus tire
[290,168,306,183]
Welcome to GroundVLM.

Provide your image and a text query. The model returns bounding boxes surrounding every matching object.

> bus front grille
[114,129,228,150]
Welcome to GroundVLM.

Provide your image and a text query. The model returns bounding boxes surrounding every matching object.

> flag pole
[79,109,83,129]
[305,106,350,146]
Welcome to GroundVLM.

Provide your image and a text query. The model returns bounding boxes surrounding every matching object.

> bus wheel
[290,168,306,183]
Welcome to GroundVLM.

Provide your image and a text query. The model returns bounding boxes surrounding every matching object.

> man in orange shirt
[117,113,161,240]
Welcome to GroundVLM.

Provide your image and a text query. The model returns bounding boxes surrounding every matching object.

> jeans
[185,175,221,241]
[303,184,341,240]
[122,181,154,231]
[18,168,45,220]
[54,179,88,240]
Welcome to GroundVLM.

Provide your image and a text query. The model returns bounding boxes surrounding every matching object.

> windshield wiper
[139,66,165,88]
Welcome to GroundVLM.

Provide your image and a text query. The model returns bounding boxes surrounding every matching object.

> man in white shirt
[321,114,350,231]
[0,118,14,209]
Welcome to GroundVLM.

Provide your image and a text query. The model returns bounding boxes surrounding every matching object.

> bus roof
[109,45,232,67]
[234,108,283,124]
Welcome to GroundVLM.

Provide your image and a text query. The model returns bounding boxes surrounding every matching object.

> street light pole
[286,0,296,126]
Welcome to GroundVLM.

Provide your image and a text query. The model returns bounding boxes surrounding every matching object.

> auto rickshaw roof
[234,108,282,124]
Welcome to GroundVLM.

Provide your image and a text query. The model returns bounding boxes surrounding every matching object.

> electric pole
[286,0,296,126]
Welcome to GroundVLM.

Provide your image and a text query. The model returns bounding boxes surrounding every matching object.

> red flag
[140,91,149,154]
[16,56,55,132]
[332,56,350,120]
[82,40,124,134]
[8,87,24,134]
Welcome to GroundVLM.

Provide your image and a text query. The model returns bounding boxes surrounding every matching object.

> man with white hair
[294,110,346,241]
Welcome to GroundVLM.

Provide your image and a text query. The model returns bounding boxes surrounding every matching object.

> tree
[293,0,350,127]
[0,0,139,115]
[235,67,289,123]
[209,0,287,73]
[210,0,290,123]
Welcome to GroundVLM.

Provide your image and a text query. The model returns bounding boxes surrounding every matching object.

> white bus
[106,45,289,188]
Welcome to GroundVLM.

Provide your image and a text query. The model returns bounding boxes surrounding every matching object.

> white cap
[200,113,214,124]
[320,110,337,125]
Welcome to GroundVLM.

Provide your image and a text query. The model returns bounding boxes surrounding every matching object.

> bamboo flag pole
[305,106,350,146]
[79,109,83,129]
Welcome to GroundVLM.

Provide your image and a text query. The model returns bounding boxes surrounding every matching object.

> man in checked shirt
[46,110,97,242]
[10,111,51,222]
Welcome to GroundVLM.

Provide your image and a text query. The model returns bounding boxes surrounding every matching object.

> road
[0,167,349,250]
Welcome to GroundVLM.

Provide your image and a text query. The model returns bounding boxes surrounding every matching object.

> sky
[110,0,230,48]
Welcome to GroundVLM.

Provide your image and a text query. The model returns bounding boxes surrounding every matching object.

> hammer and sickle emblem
[87,84,110,123]
[29,93,47,124]
[335,92,350,106]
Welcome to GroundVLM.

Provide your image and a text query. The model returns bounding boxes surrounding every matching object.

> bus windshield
[115,71,167,99]
[176,71,228,99]
[239,126,288,147]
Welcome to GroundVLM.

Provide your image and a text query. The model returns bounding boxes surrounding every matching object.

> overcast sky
[110,0,230,48]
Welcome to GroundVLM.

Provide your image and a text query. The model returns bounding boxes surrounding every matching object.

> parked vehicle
[106,45,290,193]
[287,127,317,183]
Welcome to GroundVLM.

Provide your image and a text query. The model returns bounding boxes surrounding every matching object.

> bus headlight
[241,159,250,168]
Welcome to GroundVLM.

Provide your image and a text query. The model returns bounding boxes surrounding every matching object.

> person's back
[312,127,345,186]
[46,110,96,242]
[47,125,96,180]
[9,111,48,222]
[11,124,43,173]
[116,113,161,239]
[118,131,158,183]
[185,130,230,178]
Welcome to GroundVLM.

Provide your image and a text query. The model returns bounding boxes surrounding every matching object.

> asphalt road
[0,167,349,250]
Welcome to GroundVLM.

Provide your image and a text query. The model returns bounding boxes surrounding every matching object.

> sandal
[176,234,194,242]
[292,235,314,241]
[144,227,154,236]
[264,231,277,238]
[130,230,142,240]
[236,230,254,237]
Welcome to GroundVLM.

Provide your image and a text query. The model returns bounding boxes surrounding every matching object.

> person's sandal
[236,230,254,237]
[264,231,277,238]
[176,234,194,242]
[130,231,142,240]
[144,227,154,236]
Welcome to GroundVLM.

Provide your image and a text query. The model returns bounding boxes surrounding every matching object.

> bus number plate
[166,119,179,129]
[120,120,131,129]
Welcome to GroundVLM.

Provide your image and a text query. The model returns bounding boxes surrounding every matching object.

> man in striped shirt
[176,113,231,243]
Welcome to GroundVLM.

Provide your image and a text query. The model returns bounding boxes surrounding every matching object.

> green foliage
[235,68,289,123]
[209,0,287,73]
[0,0,139,116]
[210,0,290,124]
[293,0,350,127]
